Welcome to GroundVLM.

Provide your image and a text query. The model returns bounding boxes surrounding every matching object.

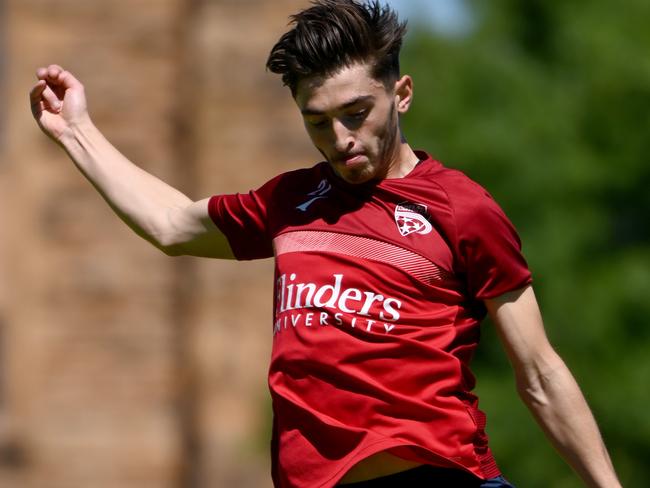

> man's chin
[329,161,376,185]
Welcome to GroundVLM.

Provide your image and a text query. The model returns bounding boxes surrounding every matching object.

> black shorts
[336,465,516,487]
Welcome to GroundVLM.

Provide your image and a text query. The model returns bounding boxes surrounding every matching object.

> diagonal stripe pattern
[273,230,453,284]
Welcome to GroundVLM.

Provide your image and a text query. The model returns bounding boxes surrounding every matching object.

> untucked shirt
[208,151,532,488]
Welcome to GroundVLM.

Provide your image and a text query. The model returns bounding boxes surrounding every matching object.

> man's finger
[46,64,64,80]
[36,65,83,93]
[36,64,62,81]
[55,69,84,91]
[29,81,47,117]
[30,79,62,113]
[29,80,47,104]
[36,64,67,84]
[42,84,62,112]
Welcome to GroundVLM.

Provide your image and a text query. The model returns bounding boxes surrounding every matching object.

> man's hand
[29,64,90,142]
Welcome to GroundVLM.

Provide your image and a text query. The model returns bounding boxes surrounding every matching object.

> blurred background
[0,0,647,487]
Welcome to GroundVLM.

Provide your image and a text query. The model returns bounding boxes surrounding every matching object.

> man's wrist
[58,114,96,148]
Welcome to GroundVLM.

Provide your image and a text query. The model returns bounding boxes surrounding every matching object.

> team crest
[394,202,433,236]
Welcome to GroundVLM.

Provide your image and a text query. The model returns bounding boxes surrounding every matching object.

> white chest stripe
[273,230,452,284]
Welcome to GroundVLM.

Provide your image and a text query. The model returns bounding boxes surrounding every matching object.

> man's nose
[332,118,354,152]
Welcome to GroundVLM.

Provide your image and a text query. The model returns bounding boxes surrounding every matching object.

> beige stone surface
[0,0,317,486]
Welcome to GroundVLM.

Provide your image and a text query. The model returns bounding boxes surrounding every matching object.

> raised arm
[29,64,233,259]
[485,286,621,488]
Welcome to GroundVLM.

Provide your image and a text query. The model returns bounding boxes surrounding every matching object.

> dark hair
[266,0,407,95]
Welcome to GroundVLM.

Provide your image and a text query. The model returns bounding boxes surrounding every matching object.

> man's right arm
[30,64,233,259]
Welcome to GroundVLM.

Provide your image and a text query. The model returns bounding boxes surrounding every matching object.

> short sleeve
[452,182,532,300]
[208,175,282,260]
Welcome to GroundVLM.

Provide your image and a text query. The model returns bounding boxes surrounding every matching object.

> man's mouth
[341,153,365,166]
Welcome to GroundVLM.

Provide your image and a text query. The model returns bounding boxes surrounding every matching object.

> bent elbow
[157,241,187,256]
[160,246,184,257]
[149,233,187,257]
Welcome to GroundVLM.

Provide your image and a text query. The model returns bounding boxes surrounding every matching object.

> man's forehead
[295,64,387,112]
[300,95,376,116]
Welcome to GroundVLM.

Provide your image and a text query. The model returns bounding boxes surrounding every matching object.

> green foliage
[400,1,650,486]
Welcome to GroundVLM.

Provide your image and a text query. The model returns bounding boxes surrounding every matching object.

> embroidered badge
[394,202,433,236]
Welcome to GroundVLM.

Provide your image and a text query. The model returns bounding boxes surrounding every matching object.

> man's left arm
[485,285,621,488]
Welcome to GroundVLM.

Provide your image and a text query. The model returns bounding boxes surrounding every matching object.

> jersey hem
[315,438,497,488]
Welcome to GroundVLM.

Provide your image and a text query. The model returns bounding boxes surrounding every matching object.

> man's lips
[341,153,365,166]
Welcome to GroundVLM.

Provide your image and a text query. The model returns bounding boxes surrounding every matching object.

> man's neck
[386,143,420,179]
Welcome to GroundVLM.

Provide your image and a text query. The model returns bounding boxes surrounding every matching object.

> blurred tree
[399,0,650,486]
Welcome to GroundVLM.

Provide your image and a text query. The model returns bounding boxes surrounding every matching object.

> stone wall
[0,1,316,486]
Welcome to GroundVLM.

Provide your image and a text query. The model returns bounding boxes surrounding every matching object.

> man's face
[294,63,410,184]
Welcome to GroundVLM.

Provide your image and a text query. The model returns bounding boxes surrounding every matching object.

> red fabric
[208,152,532,487]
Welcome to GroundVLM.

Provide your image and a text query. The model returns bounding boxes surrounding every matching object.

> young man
[30,1,620,487]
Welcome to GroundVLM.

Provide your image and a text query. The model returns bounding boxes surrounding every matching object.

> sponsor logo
[394,202,433,236]
[296,179,332,212]
[274,273,402,335]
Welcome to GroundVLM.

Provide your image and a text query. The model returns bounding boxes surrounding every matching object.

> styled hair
[266,0,407,95]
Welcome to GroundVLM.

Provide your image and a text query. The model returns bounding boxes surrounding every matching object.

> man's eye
[308,119,328,128]
[349,110,368,120]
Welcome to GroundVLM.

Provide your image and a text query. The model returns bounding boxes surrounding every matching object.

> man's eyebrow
[301,95,375,116]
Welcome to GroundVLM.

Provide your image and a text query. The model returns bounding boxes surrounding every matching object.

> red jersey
[208,151,532,488]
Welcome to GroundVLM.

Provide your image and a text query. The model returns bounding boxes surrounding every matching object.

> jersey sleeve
[207,175,282,260]
[450,180,532,300]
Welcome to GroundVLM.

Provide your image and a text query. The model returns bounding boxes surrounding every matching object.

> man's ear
[394,75,413,114]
